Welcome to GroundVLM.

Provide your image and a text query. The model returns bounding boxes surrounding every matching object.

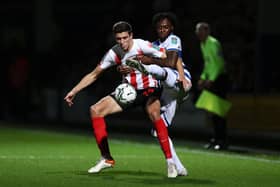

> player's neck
[126,39,134,52]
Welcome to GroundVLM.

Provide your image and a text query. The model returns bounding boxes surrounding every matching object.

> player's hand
[64,91,76,107]
[204,80,213,89]
[117,65,133,74]
[178,77,192,92]
[197,79,213,90]
[197,79,205,90]
[182,78,192,92]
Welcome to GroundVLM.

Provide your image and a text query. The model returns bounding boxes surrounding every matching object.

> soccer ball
[114,83,137,105]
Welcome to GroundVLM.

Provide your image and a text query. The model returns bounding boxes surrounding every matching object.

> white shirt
[100,39,164,90]
[153,34,182,59]
[153,34,191,79]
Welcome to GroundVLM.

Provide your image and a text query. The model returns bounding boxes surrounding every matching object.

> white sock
[169,137,185,171]
[143,64,167,80]
[166,158,174,164]
[163,68,178,90]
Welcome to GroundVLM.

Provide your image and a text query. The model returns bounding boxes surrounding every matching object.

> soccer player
[118,12,191,176]
[64,21,178,178]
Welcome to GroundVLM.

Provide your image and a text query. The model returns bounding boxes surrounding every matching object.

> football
[114,83,137,105]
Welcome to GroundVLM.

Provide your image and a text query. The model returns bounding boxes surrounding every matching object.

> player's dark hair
[112,21,133,34]
[152,12,177,28]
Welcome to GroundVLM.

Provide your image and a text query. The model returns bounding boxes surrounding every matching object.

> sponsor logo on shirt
[171,37,178,44]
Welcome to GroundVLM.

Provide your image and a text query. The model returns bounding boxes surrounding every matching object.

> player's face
[156,18,173,42]
[115,32,133,51]
[195,27,208,42]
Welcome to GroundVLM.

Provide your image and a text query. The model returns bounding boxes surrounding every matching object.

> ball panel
[114,83,137,105]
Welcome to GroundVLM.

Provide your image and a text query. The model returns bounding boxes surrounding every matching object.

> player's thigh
[161,88,178,105]
[161,99,177,126]
[91,95,123,116]
[145,97,161,121]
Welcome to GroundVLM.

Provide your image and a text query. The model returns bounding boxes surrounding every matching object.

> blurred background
[0,0,279,150]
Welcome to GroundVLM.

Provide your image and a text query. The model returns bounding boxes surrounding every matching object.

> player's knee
[148,110,161,122]
[90,105,102,117]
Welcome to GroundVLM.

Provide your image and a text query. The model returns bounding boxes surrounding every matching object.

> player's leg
[151,91,188,176]
[125,58,180,86]
[160,99,188,176]
[212,114,228,150]
[146,97,177,178]
[125,58,192,95]
[168,138,188,176]
[143,65,192,103]
[88,95,123,173]
[205,73,229,150]
[125,58,149,75]
[142,64,168,80]
[126,58,167,79]
[161,68,192,106]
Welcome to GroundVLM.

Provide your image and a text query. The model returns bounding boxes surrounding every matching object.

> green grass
[0,125,280,187]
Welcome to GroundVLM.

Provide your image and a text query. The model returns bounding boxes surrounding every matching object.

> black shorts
[209,73,229,98]
[110,86,163,109]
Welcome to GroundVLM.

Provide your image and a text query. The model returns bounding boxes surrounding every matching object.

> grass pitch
[0,124,279,187]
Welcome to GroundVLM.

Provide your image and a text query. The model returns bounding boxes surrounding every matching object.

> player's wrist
[70,89,77,95]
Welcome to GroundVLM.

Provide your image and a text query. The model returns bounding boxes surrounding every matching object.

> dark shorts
[110,86,163,110]
[209,73,230,98]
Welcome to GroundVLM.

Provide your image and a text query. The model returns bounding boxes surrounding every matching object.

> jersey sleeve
[99,49,119,69]
[166,36,182,52]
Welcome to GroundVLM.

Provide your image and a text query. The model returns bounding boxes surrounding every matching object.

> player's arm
[64,65,104,107]
[136,50,177,68]
[176,58,185,81]
[176,58,192,90]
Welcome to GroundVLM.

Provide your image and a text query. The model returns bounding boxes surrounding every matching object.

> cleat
[88,157,115,173]
[204,138,216,149]
[167,162,178,178]
[126,58,149,75]
[204,138,228,150]
[177,167,188,176]
[213,143,228,151]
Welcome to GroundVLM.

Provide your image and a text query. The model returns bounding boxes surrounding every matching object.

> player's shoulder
[169,34,181,40]
[207,36,222,48]
[134,38,153,48]
[208,36,219,43]
[167,34,181,44]
[111,44,126,59]
[134,38,148,44]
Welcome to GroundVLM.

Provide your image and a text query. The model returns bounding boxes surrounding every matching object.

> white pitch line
[0,155,161,160]
[113,140,280,164]
[186,149,280,164]
[0,152,279,164]
[1,140,279,164]
[0,155,86,160]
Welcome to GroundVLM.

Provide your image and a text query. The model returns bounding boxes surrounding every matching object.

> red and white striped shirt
[100,39,164,90]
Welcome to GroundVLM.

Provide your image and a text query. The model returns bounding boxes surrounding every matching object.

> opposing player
[119,12,192,176]
[64,21,178,178]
